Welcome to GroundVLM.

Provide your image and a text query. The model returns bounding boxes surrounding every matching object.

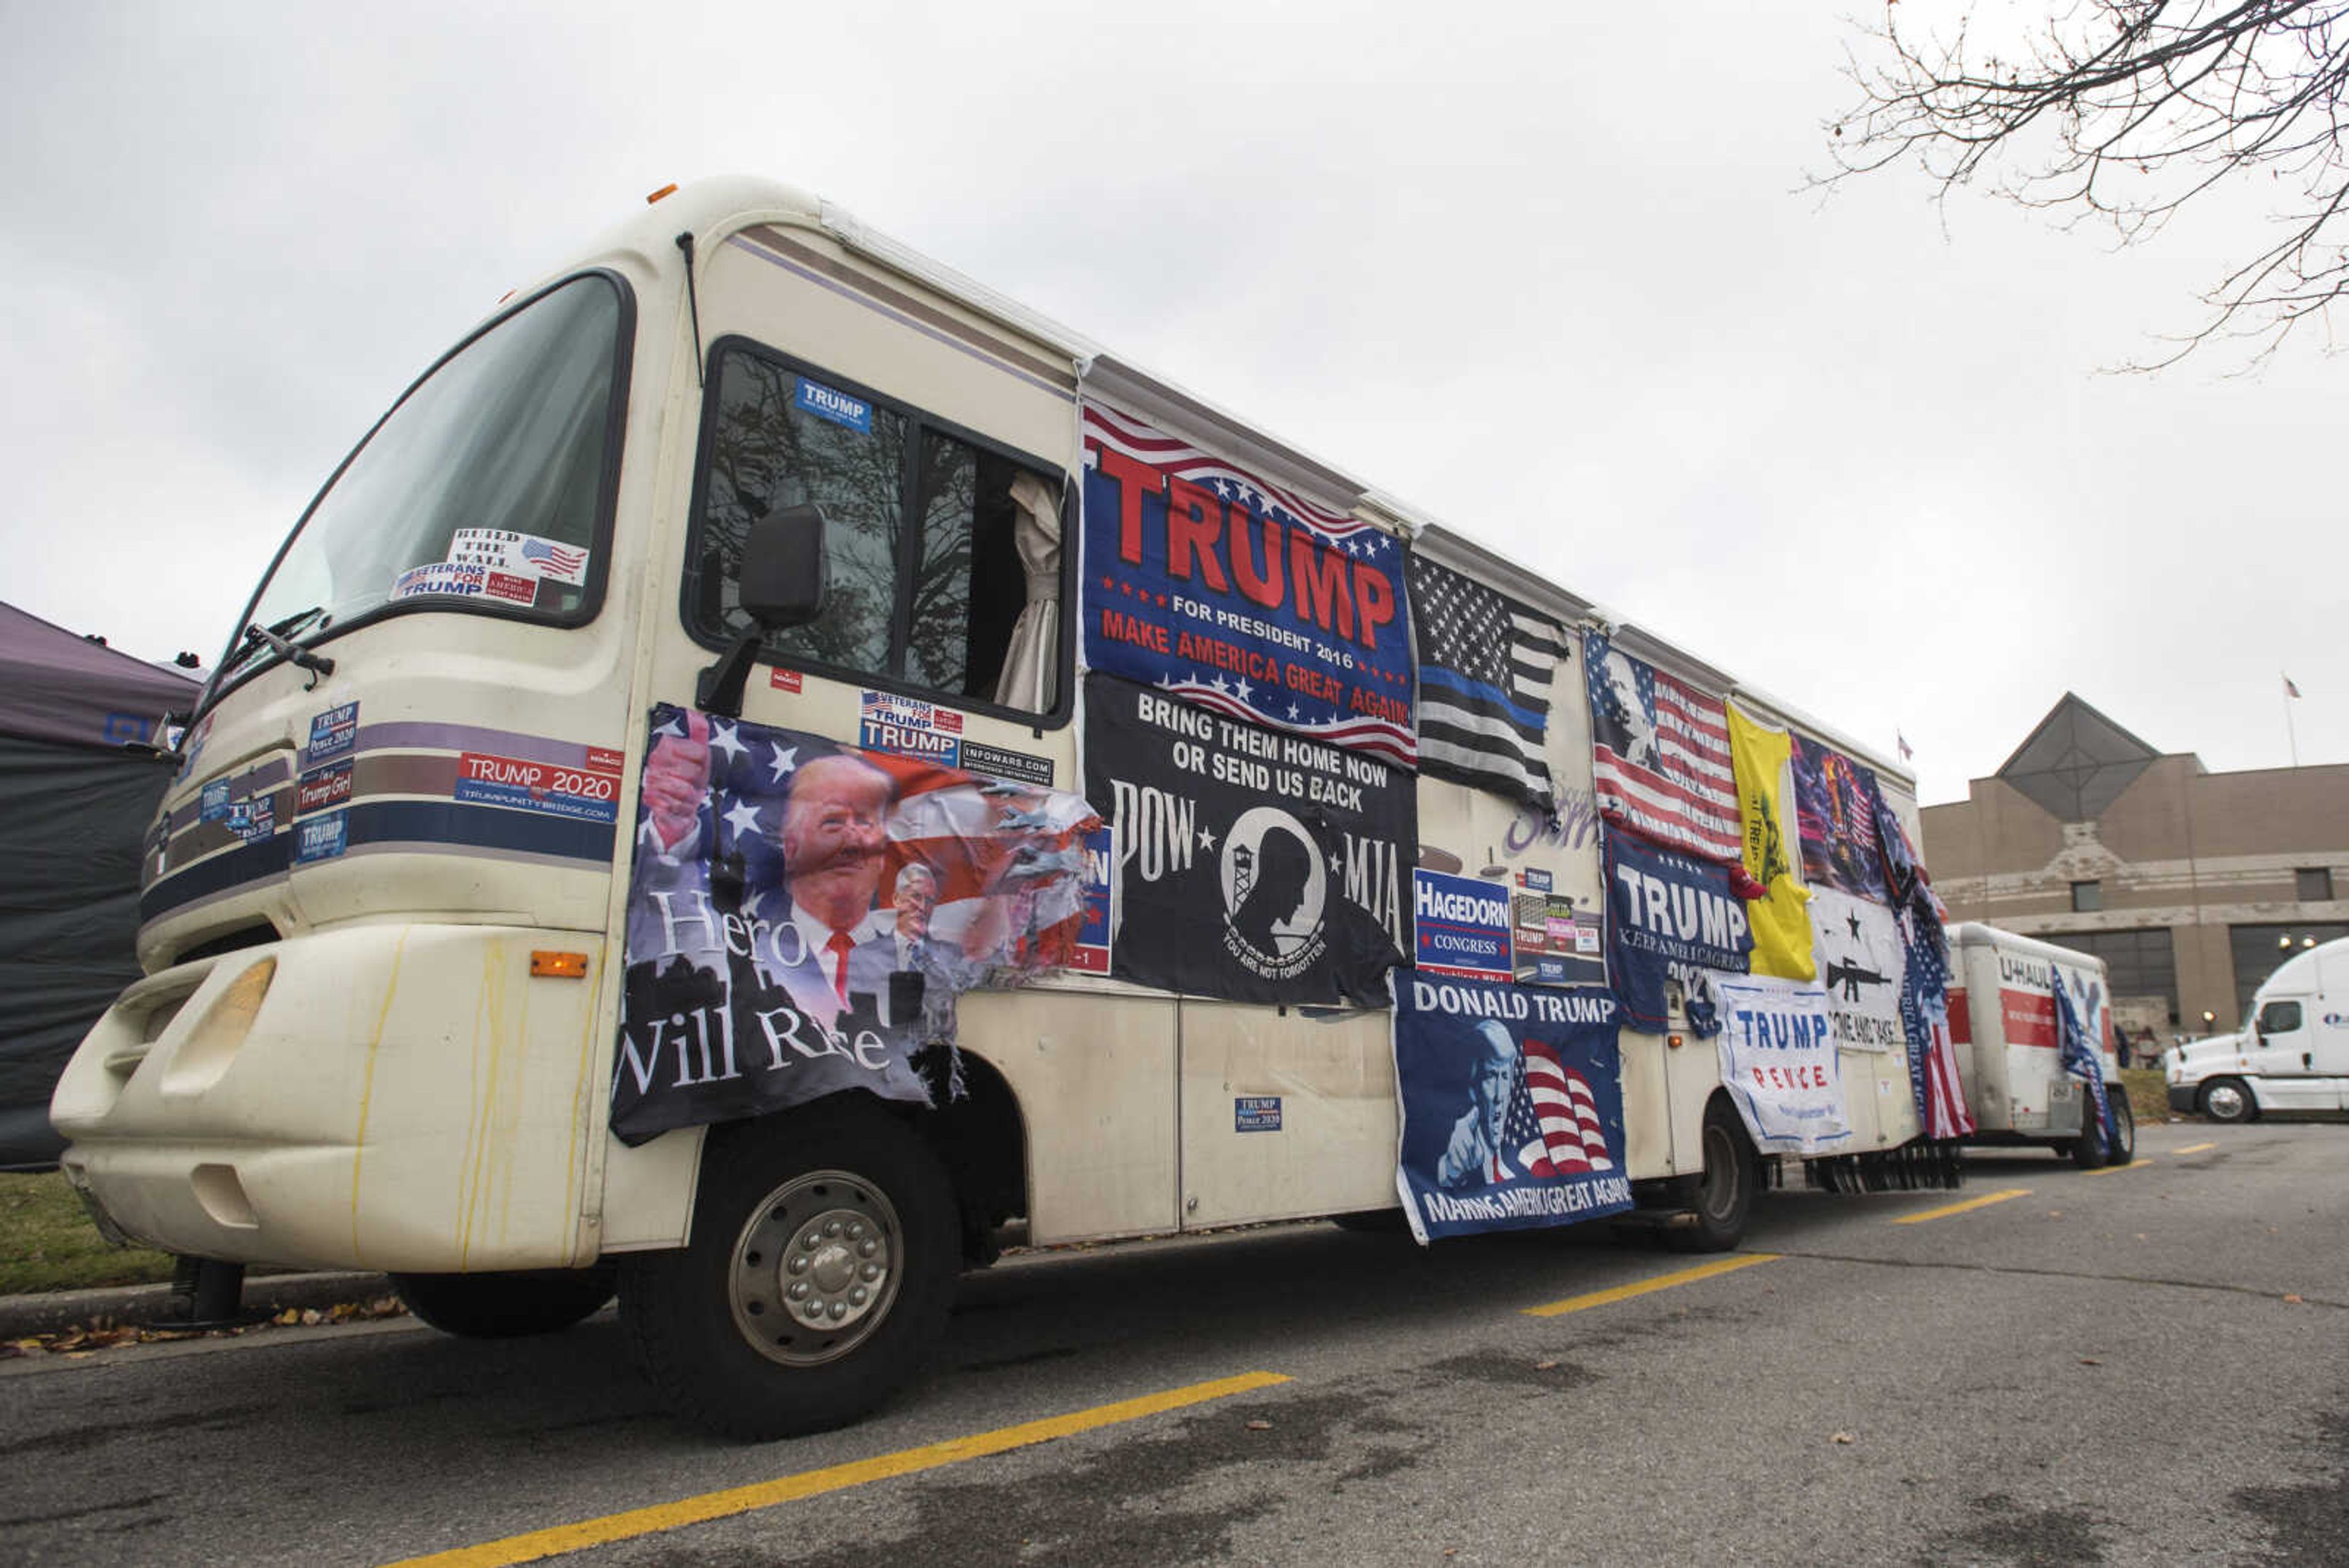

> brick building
[1921,694,2349,1042]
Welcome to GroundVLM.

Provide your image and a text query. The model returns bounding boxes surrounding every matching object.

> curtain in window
[992,472,1061,710]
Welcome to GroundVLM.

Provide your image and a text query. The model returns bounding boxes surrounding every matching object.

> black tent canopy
[0,602,199,1170]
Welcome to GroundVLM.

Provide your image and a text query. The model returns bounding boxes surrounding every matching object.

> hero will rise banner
[1084,673,1409,1006]
[614,704,1099,1143]
[1080,401,1416,767]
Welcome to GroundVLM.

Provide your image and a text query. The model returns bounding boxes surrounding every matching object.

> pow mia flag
[1083,672,1411,1006]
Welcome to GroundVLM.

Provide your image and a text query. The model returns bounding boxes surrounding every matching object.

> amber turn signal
[531,951,591,979]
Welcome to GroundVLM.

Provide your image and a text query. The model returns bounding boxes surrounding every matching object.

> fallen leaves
[0,1296,406,1359]
[1831,1432,1855,1445]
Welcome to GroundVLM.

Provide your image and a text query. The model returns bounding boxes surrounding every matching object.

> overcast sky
[4,2,2339,805]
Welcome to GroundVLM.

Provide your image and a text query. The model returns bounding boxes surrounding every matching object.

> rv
[54,177,1945,1438]
[2167,936,2349,1120]
[1946,924,2134,1165]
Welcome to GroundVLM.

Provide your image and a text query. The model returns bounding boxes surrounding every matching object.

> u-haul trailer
[1946,923,2134,1166]
[56,176,1932,1438]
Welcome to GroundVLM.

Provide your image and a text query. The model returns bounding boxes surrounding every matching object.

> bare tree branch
[1819,2,2349,366]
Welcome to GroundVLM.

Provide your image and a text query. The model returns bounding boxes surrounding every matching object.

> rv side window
[683,340,1064,716]
[2257,1000,2303,1036]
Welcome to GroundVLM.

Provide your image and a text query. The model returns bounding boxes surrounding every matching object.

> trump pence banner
[1713,974,1851,1156]
[1392,973,1633,1243]
[1083,673,1409,1006]
[1080,401,1416,767]
[615,704,1100,1143]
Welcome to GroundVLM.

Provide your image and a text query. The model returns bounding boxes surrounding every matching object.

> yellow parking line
[1893,1187,2030,1224]
[382,1370,1291,1568]
[2087,1157,2150,1176]
[1522,1252,1779,1317]
[2174,1142,2216,1154]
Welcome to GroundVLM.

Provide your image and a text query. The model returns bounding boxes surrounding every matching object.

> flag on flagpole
[2284,675,2303,699]
[1897,732,1913,762]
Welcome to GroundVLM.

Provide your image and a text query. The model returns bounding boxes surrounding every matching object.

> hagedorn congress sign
[1081,401,1415,767]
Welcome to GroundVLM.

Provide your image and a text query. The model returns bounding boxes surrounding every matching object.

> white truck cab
[2167,937,2349,1121]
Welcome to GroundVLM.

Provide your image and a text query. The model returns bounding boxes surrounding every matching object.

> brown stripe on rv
[737,225,1078,392]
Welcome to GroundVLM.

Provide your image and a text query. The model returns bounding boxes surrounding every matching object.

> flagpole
[2284,672,2299,767]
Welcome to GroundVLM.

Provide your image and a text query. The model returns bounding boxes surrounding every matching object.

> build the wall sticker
[1392,973,1633,1243]
[1084,672,1408,1006]
[1080,401,1415,767]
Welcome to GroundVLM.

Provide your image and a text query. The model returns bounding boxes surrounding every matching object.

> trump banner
[1713,974,1852,1156]
[1083,673,1409,1005]
[1603,826,1754,1034]
[1080,401,1416,767]
[614,704,1100,1143]
[1392,973,1634,1243]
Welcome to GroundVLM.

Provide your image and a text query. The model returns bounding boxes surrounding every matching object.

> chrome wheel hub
[729,1170,902,1367]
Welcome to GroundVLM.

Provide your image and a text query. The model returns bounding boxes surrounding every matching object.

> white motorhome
[54,177,1939,1438]
[2167,937,2349,1121]
[1946,924,2134,1166]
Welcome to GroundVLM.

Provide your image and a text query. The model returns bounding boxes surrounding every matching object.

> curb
[0,1271,392,1340]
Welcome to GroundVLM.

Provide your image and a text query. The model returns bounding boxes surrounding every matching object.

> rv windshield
[217,273,628,688]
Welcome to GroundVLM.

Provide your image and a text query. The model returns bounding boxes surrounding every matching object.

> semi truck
[54,176,1947,1438]
[2167,936,2349,1120]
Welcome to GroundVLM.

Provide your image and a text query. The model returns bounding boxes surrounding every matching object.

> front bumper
[52,923,610,1273]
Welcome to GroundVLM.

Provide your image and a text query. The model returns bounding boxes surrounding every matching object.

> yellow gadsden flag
[1726,701,1815,981]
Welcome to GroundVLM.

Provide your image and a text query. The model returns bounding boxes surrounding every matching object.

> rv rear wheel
[389,1266,617,1339]
[2199,1077,2255,1124]
[1666,1098,1755,1254]
[620,1103,957,1440]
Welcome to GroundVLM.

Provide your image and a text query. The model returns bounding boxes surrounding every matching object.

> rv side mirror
[695,503,828,719]
[739,503,826,631]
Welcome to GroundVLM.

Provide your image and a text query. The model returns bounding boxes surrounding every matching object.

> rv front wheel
[621,1104,957,1440]
[1666,1098,1755,1254]
[2199,1077,2254,1124]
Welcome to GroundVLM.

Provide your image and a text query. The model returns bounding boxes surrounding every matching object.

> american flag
[1506,1039,1616,1177]
[1583,629,1742,864]
[2052,972,2116,1147]
[1408,554,1567,812]
[1918,1011,1975,1139]
[521,538,588,580]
